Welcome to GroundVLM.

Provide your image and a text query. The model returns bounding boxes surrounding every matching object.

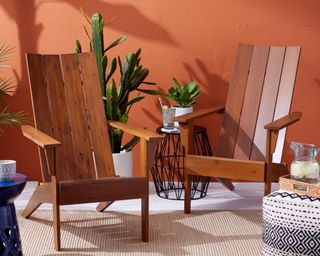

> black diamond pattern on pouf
[262,191,320,256]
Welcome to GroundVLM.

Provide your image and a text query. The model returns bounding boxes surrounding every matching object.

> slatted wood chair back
[26,52,115,182]
[218,44,301,162]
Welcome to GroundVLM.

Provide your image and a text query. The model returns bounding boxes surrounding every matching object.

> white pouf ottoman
[262,190,320,256]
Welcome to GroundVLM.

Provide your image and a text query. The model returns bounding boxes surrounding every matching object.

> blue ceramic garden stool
[0,173,26,256]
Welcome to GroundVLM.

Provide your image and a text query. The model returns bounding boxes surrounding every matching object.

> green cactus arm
[92,13,106,96]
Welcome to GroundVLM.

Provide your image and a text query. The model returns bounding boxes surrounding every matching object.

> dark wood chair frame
[175,44,302,214]
[21,52,163,251]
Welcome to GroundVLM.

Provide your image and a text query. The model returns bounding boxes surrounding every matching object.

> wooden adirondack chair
[175,44,302,213]
[21,52,163,250]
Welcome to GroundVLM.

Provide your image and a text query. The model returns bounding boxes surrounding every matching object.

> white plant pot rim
[112,150,133,177]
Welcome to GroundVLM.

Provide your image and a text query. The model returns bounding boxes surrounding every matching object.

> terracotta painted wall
[0,0,319,180]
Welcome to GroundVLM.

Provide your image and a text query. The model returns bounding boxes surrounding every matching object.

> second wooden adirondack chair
[21,52,163,250]
[175,44,302,213]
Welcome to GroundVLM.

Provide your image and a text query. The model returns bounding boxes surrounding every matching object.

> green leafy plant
[165,77,200,107]
[75,10,159,153]
[0,43,27,134]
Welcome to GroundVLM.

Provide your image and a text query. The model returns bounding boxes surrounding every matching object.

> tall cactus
[75,11,159,153]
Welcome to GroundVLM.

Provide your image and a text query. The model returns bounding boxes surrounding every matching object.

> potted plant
[0,43,27,180]
[75,10,159,176]
[165,77,200,128]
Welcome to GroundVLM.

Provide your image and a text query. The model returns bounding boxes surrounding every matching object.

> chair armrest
[108,121,163,141]
[264,112,302,131]
[21,125,61,148]
[174,105,225,123]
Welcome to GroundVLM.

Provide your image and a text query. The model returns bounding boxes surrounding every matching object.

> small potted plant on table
[165,77,200,128]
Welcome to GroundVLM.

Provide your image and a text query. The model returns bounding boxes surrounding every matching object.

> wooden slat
[272,46,301,163]
[109,121,164,141]
[251,47,286,161]
[21,125,61,148]
[174,105,225,123]
[264,112,302,131]
[186,155,265,181]
[59,177,148,205]
[78,53,115,178]
[59,54,96,179]
[234,46,270,159]
[44,55,78,181]
[26,54,53,182]
[217,44,253,158]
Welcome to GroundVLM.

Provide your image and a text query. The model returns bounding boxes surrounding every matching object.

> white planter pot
[112,150,133,177]
[173,106,193,128]
[0,160,16,181]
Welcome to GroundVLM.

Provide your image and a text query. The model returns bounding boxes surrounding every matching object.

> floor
[15,181,279,211]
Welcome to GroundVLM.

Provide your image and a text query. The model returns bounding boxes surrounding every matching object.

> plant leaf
[125,95,145,106]
[121,136,140,152]
[136,88,161,95]
[106,57,117,84]
[104,35,127,53]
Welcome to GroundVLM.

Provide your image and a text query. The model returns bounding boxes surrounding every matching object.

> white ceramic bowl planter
[173,106,193,128]
[112,150,133,177]
[0,160,16,181]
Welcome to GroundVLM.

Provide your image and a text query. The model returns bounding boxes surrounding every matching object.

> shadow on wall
[54,0,178,46]
[182,58,229,107]
[0,0,178,179]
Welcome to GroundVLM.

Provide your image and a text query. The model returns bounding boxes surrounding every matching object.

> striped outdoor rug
[19,210,262,255]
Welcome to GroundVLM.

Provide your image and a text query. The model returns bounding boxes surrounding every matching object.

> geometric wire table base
[151,126,212,200]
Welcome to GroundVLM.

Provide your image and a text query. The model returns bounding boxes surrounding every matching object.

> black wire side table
[150,126,212,200]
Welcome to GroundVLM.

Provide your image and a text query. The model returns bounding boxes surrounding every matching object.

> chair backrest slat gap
[250,47,286,160]
[233,45,270,160]
[59,54,96,179]
[272,46,301,163]
[43,55,79,180]
[78,53,115,178]
[217,44,254,158]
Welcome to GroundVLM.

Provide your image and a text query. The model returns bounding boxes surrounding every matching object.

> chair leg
[96,201,114,212]
[52,177,61,251]
[22,183,52,218]
[184,174,191,214]
[264,180,272,196]
[141,196,149,242]
[217,178,234,191]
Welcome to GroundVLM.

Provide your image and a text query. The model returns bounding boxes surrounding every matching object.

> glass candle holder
[162,107,175,130]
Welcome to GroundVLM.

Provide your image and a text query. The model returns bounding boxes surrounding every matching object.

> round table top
[0,173,27,204]
[0,173,27,188]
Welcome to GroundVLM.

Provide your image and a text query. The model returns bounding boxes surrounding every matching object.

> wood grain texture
[21,125,61,148]
[78,53,115,178]
[174,105,225,123]
[273,46,301,163]
[218,44,253,158]
[233,46,270,160]
[25,52,151,250]
[52,175,61,251]
[21,182,52,218]
[264,112,302,131]
[186,155,265,181]
[60,54,96,179]
[26,54,53,182]
[59,177,148,205]
[109,121,164,141]
[251,47,286,161]
[44,55,78,181]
